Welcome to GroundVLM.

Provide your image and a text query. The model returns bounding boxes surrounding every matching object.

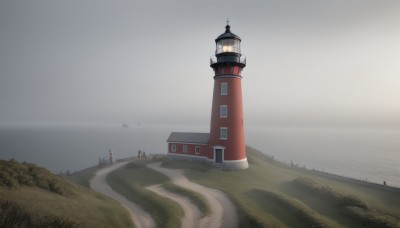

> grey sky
[0,0,399,128]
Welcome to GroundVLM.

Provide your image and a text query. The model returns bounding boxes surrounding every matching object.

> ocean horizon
[0,123,399,188]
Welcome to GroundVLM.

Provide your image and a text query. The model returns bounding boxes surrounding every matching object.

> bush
[0,159,74,196]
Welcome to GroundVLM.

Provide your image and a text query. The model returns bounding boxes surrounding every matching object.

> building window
[221,82,228,95]
[171,144,176,153]
[195,146,200,155]
[183,144,188,153]
[220,127,228,140]
[220,105,228,118]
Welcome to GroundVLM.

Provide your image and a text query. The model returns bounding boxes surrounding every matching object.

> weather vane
[227,19,230,25]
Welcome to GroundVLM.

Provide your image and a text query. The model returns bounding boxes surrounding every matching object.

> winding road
[147,162,238,228]
[90,161,238,228]
[89,162,156,228]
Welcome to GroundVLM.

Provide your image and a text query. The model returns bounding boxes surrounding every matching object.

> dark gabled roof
[167,132,210,144]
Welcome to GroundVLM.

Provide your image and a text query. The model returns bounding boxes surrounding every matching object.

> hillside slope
[0,159,133,228]
[163,147,400,228]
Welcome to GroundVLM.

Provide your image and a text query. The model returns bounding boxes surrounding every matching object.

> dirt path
[90,162,156,228]
[147,184,200,228]
[147,162,238,228]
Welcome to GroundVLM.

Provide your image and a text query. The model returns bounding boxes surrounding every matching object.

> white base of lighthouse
[206,157,249,170]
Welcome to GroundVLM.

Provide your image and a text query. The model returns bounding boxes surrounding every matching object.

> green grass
[65,165,100,188]
[0,159,133,228]
[163,146,400,227]
[0,199,80,228]
[248,189,336,228]
[57,147,400,228]
[106,160,183,228]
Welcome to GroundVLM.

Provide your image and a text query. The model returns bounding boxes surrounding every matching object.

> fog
[1,0,400,128]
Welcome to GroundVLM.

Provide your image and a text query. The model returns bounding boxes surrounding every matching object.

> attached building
[167,132,209,162]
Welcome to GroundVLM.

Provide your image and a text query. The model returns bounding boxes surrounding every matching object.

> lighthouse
[208,22,248,170]
[166,23,248,170]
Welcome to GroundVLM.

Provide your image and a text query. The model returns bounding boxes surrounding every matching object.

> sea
[0,124,399,188]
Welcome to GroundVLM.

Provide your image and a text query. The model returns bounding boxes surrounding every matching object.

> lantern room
[210,22,246,71]
[215,24,241,54]
[216,37,240,54]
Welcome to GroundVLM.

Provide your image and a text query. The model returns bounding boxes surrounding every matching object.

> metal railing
[210,55,217,65]
[210,55,246,65]
[240,55,246,65]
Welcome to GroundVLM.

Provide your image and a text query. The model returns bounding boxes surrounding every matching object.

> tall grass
[293,177,368,209]
[65,166,100,188]
[292,177,399,228]
[0,159,74,196]
[0,199,80,228]
[0,159,133,228]
[248,189,333,228]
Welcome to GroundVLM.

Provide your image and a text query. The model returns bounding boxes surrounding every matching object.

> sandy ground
[89,162,156,228]
[147,162,238,228]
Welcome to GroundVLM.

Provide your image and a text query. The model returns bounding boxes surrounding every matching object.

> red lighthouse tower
[208,23,248,170]
[166,23,248,170]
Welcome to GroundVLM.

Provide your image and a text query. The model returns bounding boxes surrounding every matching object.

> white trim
[220,82,228,95]
[214,75,242,79]
[224,158,249,170]
[220,105,228,118]
[195,146,200,155]
[213,145,225,164]
[182,144,188,153]
[212,145,226,149]
[206,156,248,163]
[219,127,228,140]
[168,153,207,158]
[170,144,176,153]
[223,157,248,163]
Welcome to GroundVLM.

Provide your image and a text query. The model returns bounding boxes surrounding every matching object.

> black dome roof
[215,25,241,42]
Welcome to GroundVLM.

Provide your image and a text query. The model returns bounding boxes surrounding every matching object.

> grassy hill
[0,159,133,228]
[33,146,399,228]
[162,146,400,227]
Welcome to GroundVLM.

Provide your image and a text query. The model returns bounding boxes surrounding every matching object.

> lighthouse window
[220,105,228,118]
[216,39,240,54]
[221,82,228,95]
[195,146,200,155]
[220,127,228,140]
[171,144,176,153]
[183,145,188,153]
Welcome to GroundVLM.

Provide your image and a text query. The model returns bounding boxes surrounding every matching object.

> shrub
[0,159,74,196]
